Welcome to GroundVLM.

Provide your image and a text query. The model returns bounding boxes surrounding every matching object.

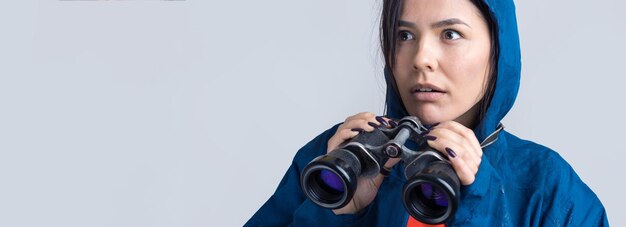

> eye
[442,29,462,40]
[398,30,414,41]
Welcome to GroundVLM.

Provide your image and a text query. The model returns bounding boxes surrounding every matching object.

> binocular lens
[405,181,451,221]
[419,183,449,207]
[403,174,458,224]
[306,168,345,204]
[301,149,361,209]
[413,183,449,216]
[319,169,345,193]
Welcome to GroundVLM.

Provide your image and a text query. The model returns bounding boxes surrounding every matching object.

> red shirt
[406,217,445,227]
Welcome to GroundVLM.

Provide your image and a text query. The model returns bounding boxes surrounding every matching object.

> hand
[326,112,401,215]
[423,121,483,185]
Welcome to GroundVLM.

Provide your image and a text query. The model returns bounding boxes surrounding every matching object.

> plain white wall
[0,0,623,226]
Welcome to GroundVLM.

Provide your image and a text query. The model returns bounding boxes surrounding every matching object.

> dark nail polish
[424,135,437,141]
[368,122,380,128]
[419,129,431,136]
[375,116,389,127]
[351,128,364,132]
[445,147,457,158]
[389,120,398,127]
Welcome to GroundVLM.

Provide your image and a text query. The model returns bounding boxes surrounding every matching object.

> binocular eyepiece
[300,116,460,224]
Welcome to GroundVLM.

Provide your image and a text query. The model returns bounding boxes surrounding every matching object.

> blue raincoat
[246,0,608,226]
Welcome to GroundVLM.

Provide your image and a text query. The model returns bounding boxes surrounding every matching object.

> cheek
[445,46,490,95]
[392,50,414,86]
[394,48,412,72]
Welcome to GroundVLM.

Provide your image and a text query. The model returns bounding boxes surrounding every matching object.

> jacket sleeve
[244,124,376,227]
[447,130,611,226]
[540,152,609,226]
[448,138,609,226]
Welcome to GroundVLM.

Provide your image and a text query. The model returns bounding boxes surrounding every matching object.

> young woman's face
[393,0,492,126]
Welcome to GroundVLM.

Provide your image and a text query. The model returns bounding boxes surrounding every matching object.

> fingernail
[424,135,437,141]
[389,120,398,127]
[368,122,380,128]
[445,147,457,158]
[419,129,431,136]
[426,122,440,129]
[351,128,364,132]
[375,116,389,127]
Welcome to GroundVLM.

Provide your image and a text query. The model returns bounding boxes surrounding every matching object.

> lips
[410,84,446,101]
[411,84,445,93]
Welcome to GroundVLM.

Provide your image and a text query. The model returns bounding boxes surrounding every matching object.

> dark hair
[381,0,499,125]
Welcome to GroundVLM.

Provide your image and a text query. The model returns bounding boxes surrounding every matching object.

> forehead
[400,0,483,24]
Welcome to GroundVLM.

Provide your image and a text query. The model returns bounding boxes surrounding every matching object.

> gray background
[0,0,623,226]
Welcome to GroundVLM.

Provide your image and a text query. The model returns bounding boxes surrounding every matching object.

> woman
[246,0,608,226]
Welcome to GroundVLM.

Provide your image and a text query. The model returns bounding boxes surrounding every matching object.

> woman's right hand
[327,112,401,215]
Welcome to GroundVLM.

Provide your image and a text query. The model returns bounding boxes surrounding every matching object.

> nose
[413,38,438,73]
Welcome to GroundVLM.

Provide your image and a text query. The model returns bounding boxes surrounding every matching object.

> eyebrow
[398,18,471,29]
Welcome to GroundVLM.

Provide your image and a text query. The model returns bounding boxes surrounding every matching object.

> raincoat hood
[384,0,521,143]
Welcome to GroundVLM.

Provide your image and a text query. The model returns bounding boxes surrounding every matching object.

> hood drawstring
[480,123,504,149]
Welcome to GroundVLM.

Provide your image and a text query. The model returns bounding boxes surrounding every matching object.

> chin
[407,109,443,125]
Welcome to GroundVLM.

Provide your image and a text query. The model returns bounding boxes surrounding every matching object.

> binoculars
[300,116,460,224]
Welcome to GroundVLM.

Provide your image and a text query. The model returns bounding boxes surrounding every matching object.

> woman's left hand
[424,121,483,185]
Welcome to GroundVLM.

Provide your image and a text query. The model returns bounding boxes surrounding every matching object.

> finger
[429,124,481,167]
[346,112,376,122]
[425,136,477,185]
[327,128,360,152]
[340,118,376,131]
[438,121,482,157]
[329,113,384,152]
[375,116,391,128]
[426,127,465,152]
[363,114,384,130]
[445,149,477,185]
[380,116,400,128]
[425,133,480,184]
[343,116,383,132]
[427,135,480,175]
[341,112,376,131]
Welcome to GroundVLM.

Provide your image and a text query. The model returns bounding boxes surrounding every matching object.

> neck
[455,103,481,129]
